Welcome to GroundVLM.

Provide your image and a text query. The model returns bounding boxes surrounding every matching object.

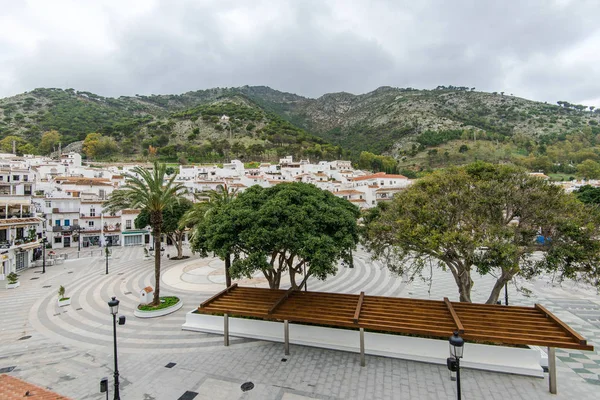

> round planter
[134,298,183,318]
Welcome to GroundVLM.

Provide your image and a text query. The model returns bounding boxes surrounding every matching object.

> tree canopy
[574,185,600,204]
[82,132,119,159]
[39,130,61,155]
[136,198,193,259]
[362,162,600,303]
[191,182,360,289]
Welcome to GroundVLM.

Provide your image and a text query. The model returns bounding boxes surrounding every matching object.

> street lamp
[41,237,48,274]
[105,245,110,275]
[108,297,125,400]
[447,331,465,399]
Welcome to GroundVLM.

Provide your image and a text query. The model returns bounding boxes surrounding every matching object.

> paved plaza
[1,246,600,399]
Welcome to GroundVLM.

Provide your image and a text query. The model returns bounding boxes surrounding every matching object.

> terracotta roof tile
[0,374,72,399]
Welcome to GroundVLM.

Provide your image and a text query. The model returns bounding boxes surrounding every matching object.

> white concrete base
[182,311,543,377]
[6,282,20,289]
[58,298,71,307]
[134,298,183,318]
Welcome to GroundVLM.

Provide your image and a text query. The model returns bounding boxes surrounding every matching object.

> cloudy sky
[1,0,599,105]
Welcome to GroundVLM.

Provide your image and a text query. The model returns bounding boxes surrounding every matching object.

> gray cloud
[1,0,599,106]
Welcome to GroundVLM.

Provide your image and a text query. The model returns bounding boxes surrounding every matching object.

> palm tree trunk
[151,211,162,306]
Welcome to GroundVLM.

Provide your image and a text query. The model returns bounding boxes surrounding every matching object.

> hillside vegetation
[1,85,600,177]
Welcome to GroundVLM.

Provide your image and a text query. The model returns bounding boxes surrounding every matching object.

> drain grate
[42,285,52,288]
[124,291,132,295]
[76,308,83,311]
[30,277,39,280]
[281,358,287,362]
[165,362,177,368]
[0,366,16,373]
[34,271,43,274]
[240,382,254,392]
[18,336,31,341]
[118,272,124,275]
[67,271,73,274]
[53,313,60,316]
[177,391,198,400]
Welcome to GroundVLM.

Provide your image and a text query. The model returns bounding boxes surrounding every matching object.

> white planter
[182,312,543,377]
[6,281,20,289]
[58,298,71,307]
[134,298,183,318]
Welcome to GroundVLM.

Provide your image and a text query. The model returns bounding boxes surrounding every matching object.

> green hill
[1,85,600,177]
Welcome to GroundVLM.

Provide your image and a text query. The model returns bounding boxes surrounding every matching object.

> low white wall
[182,311,543,377]
[134,299,183,318]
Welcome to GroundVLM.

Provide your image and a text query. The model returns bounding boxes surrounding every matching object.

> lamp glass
[449,331,464,359]
[108,297,119,315]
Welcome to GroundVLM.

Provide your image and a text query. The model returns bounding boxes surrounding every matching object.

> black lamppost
[504,281,509,306]
[108,297,125,400]
[41,237,48,273]
[447,331,465,399]
[105,245,109,275]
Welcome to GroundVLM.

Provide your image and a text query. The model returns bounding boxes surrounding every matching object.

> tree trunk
[176,232,183,259]
[151,212,162,306]
[225,252,231,287]
[266,269,281,289]
[485,270,513,304]
[447,260,473,302]
[289,266,298,289]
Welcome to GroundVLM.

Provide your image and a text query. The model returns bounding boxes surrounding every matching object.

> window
[24,184,32,195]
[64,220,70,227]
[16,227,24,239]
[55,220,61,227]
[0,176,3,181]
[45,201,51,208]
[99,189,106,199]
[54,237,62,244]
[90,208,96,217]
[88,221,94,227]
[23,175,28,182]
[126,220,132,230]
[12,175,20,181]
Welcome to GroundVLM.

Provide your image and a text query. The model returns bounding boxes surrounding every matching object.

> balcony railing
[0,237,40,248]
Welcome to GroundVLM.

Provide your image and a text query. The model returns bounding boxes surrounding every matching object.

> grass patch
[138,296,180,311]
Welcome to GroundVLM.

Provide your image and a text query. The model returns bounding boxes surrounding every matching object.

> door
[64,237,71,247]
[16,252,27,271]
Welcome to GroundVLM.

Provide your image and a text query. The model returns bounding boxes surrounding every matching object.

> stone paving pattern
[0,245,599,399]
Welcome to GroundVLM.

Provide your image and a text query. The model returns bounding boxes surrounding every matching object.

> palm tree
[183,183,238,286]
[104,162,186,306]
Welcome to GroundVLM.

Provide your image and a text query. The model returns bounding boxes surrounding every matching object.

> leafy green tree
[362,162,600,303]
[191,183,360,289]
[184,184,238,286]
[83,133,119,159]
[136,198,193,259]
[0,135,26,153]
[577,159,600,179]
[575,185,600,204]
[39,130,61,155]
[104,162,186,305]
